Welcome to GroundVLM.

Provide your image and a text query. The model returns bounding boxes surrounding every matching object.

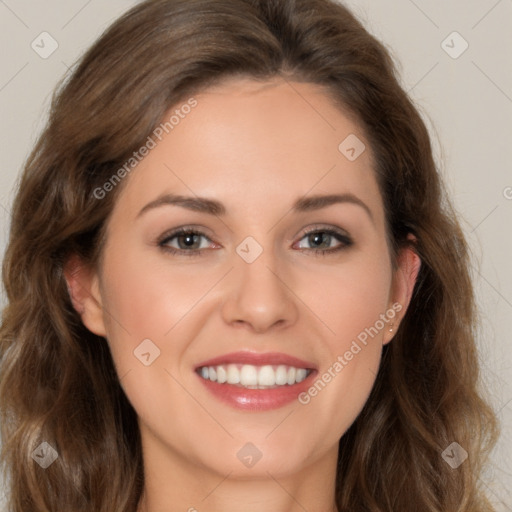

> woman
[0,0,499,510]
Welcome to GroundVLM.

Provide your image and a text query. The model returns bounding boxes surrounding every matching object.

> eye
[156,225,353,258]
[294,226,353,256]
[157,227,216,257]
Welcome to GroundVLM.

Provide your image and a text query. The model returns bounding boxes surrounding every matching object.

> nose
[221,247,299,334]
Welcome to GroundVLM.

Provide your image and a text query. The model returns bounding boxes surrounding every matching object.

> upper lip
[195,351,317,370]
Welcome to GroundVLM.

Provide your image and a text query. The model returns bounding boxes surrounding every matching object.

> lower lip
[196,371,317,411]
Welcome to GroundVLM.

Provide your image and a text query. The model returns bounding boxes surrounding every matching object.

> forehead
[111,77,383,224]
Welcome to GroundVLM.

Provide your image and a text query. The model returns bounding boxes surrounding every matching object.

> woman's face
[72,77,417,481]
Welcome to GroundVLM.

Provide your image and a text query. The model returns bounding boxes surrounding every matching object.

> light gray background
[0,0,510,509]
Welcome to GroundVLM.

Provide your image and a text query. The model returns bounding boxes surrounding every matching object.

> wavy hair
[0,0,499,510]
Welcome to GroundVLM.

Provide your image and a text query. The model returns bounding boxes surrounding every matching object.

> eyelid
[157,223,353,256]
[297,223,351,239]
[293,225,353,251]
[156,225,213,244]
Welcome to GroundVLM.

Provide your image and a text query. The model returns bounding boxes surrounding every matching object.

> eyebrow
[137,192,374,223]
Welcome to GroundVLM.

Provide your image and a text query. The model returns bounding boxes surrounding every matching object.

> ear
[383,234,421,345]
[63,254,107,337]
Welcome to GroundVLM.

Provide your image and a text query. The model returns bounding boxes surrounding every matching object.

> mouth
[196,364,313,389]
[194,351,317,411]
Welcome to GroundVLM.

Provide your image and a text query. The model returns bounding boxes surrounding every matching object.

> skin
[66,77,420,512]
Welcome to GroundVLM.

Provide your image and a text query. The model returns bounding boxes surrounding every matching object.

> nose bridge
[221,235,298,332]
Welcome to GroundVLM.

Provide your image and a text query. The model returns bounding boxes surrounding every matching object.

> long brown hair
[0,0,499,510]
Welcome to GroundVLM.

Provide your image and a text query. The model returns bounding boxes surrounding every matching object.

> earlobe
[63,254,107,337]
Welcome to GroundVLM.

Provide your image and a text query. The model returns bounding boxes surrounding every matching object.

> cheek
[296,252,392,433]
[101,248,214,340]
[96,245,210,393]
[100,235,392,418]
[101,236,392,378]
[97,252,211,431]
[305,250,392,345]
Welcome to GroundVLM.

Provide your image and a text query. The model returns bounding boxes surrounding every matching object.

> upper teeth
[199,364,310,388]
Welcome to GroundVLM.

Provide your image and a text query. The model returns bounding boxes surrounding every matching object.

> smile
[197,364,312,389]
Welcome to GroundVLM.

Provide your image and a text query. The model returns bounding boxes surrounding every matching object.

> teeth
[258,365,275,386]
[275,365,288,385]
[216,365,227,384]
[296,368,308,382]
[287,367,296,385]
[227,364,240,384]
[240,365,258,386]
[198,363,311,388]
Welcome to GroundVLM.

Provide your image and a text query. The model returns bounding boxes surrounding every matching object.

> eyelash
[156,226,353,258]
